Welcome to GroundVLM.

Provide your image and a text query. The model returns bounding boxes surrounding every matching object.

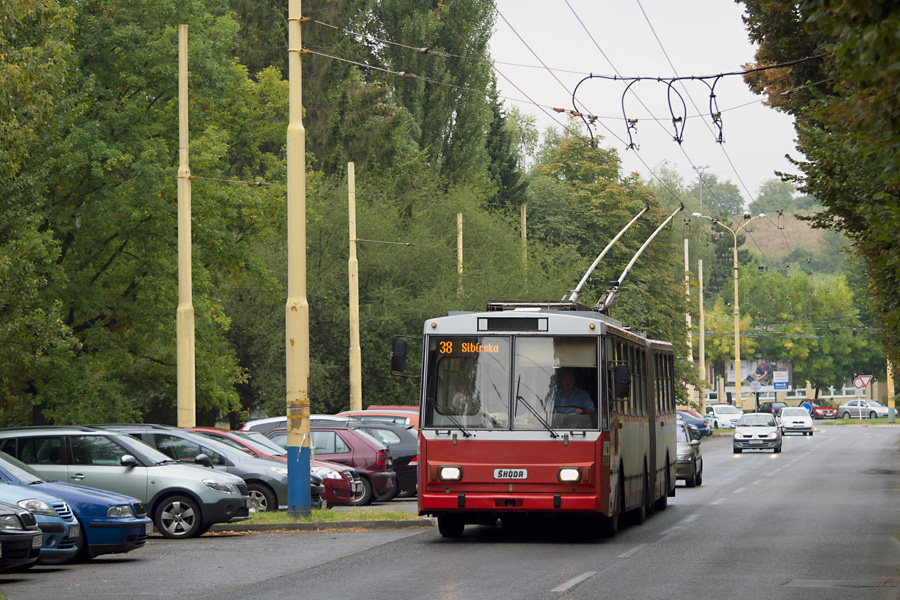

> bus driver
[552,369,596,416]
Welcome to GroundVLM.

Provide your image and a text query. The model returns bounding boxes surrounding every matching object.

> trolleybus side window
[424,336,511,430]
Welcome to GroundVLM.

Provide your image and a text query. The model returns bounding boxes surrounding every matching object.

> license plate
[68,524,80,539]
[749,440,762,444]
[494,469,527,480]
[145,521,152,536]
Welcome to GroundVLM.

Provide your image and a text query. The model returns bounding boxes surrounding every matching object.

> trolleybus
[394,300,676,538]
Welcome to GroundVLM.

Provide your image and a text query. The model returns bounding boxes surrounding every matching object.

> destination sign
[437,340,500,355]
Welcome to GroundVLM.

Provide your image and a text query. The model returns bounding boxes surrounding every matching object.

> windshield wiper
[515,377,559,438]
[425,397,472,437]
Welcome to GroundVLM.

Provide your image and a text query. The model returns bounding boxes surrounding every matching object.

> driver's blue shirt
[553,388,593,414]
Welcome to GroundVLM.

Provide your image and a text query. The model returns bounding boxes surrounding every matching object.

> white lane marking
[710,498,726,505]
[659,513,701,536]
[733,487,746,494]
[551,571,596,593]
[618,544,647,559]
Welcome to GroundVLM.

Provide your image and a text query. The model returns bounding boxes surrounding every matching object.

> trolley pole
[176,24,196,428]
[286,0,311,516]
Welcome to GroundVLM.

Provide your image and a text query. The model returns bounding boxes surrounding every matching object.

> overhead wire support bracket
[595,202,685,314]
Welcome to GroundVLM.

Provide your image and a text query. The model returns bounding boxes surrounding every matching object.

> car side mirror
[120,454,138,467]
[194,453,213,468]
[690,440,700,446]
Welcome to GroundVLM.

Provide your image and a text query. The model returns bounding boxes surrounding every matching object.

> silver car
[675,422,703,487]
[838,399,889,419]
[0,427,251,539]
[733,413,782,453]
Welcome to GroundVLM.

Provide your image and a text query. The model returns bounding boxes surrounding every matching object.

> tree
[749,178,797,215]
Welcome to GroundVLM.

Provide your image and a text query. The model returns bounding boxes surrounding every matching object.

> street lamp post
[692,212,765,407]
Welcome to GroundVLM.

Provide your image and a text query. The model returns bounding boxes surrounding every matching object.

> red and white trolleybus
[404,300,676,538]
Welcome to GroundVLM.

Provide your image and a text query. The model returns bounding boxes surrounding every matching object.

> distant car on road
[838,400,890,419]
[777,407,814,436]
[733,413,782,454]
[704,404,743,429]
[675,422,703,487]
[757,401,789,417]
[676,411,712,438]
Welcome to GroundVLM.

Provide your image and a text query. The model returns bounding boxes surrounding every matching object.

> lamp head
[691,212,702,217]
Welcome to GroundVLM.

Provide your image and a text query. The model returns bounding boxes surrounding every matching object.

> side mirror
[120,454,138,467]
[194,453,213,468]
[690,439,700,446]
[390,338,407,372]
[613,364,631,398]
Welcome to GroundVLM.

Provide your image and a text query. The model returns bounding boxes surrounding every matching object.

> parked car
[267,426,396,506]
[838,399,890,419]
[311,416,418,500]
[0,483,79,565]
[675,422,703,487]
[335,408,420,430]
[0,426,251,539]
[733,413,782,453]
[192,428,363,506]
[0,501,42,572]
[757,401,789,416]
[0,451,150,560]
[809,401,837,419]
[704,404,744,429]
[676,411,712,438]
[240,416,290,437]
[777,407,814,436]
[96,424,324,513]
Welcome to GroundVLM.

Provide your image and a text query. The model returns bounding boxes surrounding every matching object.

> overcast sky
[489,0,801,208]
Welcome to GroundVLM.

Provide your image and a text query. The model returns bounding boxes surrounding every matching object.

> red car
[192,428,363,507]
[267,426,396,506]
[809,402,837,419]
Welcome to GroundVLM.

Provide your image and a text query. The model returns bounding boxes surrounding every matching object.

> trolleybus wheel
[437,515,465,538]
[632,469,648,525]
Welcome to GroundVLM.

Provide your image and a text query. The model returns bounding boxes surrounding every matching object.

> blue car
[0,451,150,561]
[0,483,79,564]
[676,410,713,438]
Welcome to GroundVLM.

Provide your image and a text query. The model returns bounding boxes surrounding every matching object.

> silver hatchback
[0,427,251,539]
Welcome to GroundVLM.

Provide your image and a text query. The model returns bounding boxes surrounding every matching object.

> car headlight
[268,466,288,477]
[17,499,57,517]
[203,479,241,495]
[311,466,342,480]
[0,515,23,531]
[107,504,136,518]
[765,432,778,439]
[677,451,690,460]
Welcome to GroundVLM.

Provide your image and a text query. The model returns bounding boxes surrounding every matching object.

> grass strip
[248,508,419,524]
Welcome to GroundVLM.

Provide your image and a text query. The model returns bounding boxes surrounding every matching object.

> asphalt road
[2,425,899,600]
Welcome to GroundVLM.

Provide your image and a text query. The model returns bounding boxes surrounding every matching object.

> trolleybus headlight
[558,467,582,483]
[439,466,462,481]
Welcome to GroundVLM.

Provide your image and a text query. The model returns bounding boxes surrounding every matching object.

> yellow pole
[457,213,463,299]
[698,259,706,412]
[176,24,196,428]
[888,360,896,422]
[286,0,310,515]
[684,237,694,405]
[348,163,362,412]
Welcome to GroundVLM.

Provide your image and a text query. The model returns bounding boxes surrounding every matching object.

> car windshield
[0,451,47,484]
[869,401,885,408]
[718,406,741,414]
[240,431,289,456]
[676,425,688,442]
[781,408,808,417]
[739,414,775,427]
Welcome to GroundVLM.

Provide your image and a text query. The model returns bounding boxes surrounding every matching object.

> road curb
[209,517,435,534]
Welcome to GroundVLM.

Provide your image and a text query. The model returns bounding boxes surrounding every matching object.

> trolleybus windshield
[423,335,601,431]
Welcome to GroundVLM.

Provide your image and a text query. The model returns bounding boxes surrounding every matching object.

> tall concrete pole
[286,0,311,516]
[684,236,694,405]
[176,25,196,428]
[698,260,706,412]
[457,213,463,299]
[348,163,362,412]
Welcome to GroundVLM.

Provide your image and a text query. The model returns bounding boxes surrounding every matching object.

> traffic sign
[854,375,873,389]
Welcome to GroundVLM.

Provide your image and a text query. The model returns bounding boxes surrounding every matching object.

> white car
[777,407,814,436]
[733,413,782,453]
[704,404,743,429]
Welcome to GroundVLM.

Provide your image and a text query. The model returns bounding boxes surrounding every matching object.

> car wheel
[843,411,851,419]
[695,461,703,486]
[774,443,782,454]
[71,518,95,562]
[248,483,276,513]
[374,484,399,503]
[869,411,878,419]
[353,476,375,506]
[154,495,202,539]
[686,462,697,488]
[733,446,742,454]
[437,515,465,538]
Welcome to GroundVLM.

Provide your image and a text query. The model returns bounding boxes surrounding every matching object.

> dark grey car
[96,424,324,512]
[675,422,703,487]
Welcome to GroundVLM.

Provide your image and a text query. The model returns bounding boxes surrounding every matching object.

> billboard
[725,358,793,393]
